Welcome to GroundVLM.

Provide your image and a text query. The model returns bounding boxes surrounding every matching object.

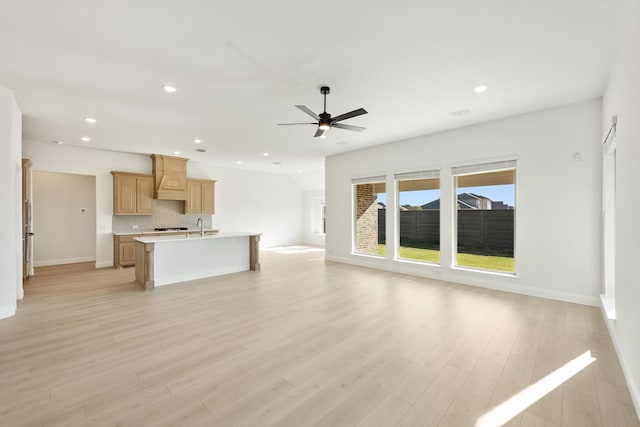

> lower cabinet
[114,234,140,267]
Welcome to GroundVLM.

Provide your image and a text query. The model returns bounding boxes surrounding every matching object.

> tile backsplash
[112,200,213,233]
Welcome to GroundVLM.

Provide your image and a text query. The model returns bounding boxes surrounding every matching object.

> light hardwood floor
[1,248,638,427]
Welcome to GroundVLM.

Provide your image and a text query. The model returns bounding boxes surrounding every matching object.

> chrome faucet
[196,218,204,237]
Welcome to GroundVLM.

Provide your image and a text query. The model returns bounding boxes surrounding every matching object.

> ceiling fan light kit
[278,86,367,138]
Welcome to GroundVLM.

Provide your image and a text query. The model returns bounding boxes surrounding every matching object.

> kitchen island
[133,232,260,289]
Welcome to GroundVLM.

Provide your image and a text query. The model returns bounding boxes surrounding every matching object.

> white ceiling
[0,1,623,176]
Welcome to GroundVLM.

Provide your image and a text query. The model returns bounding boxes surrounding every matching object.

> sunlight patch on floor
[475,350,597,427]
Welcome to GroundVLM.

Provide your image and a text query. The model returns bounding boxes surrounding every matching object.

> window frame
[451,161,517,275]
[394,169,441,265]
[351,175,387,258]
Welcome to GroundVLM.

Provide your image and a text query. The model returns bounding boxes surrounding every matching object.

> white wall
[22,141,304,267]
[32,172,96,266]
[326,99,602,306]
[303,189,326,246]
[602,0,640,413]
[290,169,325,192]
[188,163,303,248]
[0,87,22,319]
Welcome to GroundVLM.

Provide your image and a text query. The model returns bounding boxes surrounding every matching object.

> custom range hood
[151,154,188,200]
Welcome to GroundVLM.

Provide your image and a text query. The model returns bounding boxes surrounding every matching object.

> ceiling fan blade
[295,105,320,120]
[332,123,366,132]
[277,122,317,126]
[331,108,368,123]
[314,128,325,138]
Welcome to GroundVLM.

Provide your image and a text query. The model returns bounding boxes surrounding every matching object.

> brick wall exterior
[355,184,379,254]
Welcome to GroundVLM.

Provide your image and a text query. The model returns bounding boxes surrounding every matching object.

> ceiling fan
[278,86,367,138]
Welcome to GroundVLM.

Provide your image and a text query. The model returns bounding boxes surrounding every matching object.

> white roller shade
[452,160,516,176]
[351,175,386,184]
[394,169,439,180]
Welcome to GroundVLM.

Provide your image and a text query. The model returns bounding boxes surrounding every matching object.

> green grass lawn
[456,253,514,273]
[378,244,514,273]
[397,246,440,263]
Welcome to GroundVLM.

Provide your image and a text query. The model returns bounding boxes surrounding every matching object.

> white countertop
[134,232,260,244]
[114,229,219,236]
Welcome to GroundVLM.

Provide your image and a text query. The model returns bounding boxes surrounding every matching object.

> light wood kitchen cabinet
[184,179,216,214]
[112,172,155,215]
[114,234,140,267]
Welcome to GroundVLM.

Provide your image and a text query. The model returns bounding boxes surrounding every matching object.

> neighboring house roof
[420,193,512,210]
[421,199,440,210]
[457,199,478,209]
[457,192,489,202]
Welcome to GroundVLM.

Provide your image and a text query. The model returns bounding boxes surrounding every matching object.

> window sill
[352,252,387,260]
[395,258,441,268]
[451,265,518,278]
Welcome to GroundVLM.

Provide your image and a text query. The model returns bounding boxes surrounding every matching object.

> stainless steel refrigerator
[24,199,34,278]
[22,159,34,279]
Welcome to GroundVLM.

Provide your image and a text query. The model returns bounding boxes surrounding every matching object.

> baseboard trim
[0,304,16,320]
[34,257,97,267]
[95,260,114,268]
[599,295,640,420]
[325,254,599,307]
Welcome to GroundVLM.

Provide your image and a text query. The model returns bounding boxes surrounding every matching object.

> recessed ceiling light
[173,151,181,155]
[81,137,91,142]
[84,117,96,124]
[321,165,325,169]
[236,160,243,165]
[272,161,282,165]
[297,169,302,174]
[263,152,269,157]
[162,84,177,93]
[194,138,202,144]
[53,140,64,145]
[474,85,488,93]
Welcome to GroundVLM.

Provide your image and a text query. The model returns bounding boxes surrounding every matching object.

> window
[353,176,386,256]
[452,161,516,273]
[320,202,326,234]
[395,170,440,263]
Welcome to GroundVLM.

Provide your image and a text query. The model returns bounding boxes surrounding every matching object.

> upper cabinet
[112,172,155,215]
[184,179,216,214]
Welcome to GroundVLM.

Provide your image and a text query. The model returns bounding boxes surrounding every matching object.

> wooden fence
[378,210,514,249]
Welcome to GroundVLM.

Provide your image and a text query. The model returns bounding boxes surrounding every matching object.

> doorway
[32,172,96,267]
